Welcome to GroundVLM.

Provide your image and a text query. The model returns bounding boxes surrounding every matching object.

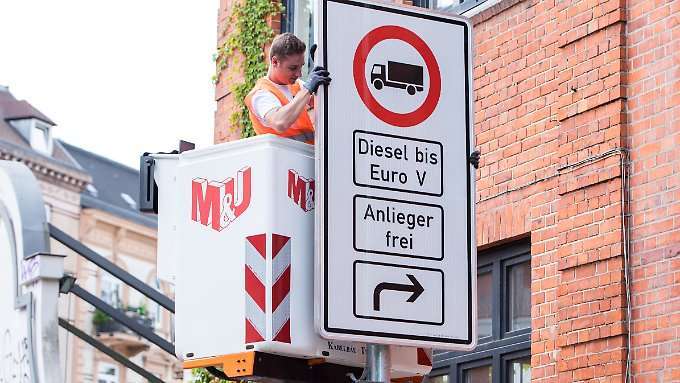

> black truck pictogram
[370,61,424,95]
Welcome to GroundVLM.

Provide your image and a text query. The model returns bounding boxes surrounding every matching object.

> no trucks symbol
[353,25,441,128]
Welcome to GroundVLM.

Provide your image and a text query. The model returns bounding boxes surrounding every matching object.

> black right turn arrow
[373,274,424,311]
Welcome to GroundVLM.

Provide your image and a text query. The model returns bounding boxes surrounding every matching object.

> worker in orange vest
[244,33,331,145]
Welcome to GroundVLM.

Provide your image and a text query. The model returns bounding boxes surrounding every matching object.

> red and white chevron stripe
[245,234,266,343]
[417,348,432,367]
[244,233,292,344]
[271,234,291,343]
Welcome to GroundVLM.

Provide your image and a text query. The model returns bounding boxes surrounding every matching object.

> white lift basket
[148,135,432,381]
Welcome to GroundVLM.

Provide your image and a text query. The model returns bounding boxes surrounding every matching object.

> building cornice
[81,207,157,240]
[0,141,91,193]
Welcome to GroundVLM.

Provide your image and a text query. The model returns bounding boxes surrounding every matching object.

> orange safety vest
[244,77,315,144]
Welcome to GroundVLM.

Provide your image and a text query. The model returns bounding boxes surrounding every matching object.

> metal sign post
[366,344,391,382]
[316,0,476,351]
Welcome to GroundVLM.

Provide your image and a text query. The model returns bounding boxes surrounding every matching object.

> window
[120,193,137,209]
[30,120,52,154]
[477,269,492,339]
[431,240,531,383]
[463,364,492,383]
[430,0,456,10]
[44,204,52,223]
[96,362,119,383]
[507,260,530,332]
[414,0,488,14]
[507,356,531,383]
[8,118,54,155]
[282,0,315,72]
[86,184,99,197]
[475,241,531,343]
[429,375,450,383]
[149,278,163,330]
[100,273,122,309]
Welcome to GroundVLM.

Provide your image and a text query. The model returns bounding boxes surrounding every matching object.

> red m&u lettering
[191,167,252,231]
[287,169,314,212]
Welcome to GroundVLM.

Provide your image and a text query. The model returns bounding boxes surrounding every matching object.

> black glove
[304,66,331,94]
[309,44,317,63]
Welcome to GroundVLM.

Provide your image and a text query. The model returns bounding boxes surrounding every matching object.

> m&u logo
[191,167,252,231]
[288,169,314,212]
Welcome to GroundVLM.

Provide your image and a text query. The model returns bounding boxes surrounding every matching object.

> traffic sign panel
[353,130,443,195]
[316,0,476,350]
[353,195,444,260]
[353,25,441,127]
[354,261,443,325]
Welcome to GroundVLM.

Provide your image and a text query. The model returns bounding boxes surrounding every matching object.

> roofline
[81,194,157,229]
[4,115,56,126]
[59,140,140,174]
[53,140,84,171]
[0,138,90,177]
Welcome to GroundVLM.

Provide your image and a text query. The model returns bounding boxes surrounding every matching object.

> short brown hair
[269,33,306,61]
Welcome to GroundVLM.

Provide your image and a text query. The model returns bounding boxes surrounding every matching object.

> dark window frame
[458,357,493,383]
[426,372,451,383]
[503,350,532,383]
[281,0,295,34]
[476,266,493,341]
[280,0,314,71]
[503,256,531,336]
[432,240,531,382]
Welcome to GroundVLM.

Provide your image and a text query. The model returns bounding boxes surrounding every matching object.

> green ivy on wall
[190,368,229,383]
[200,1,283,376]
[200,0,282,372]
[214,0,284,138]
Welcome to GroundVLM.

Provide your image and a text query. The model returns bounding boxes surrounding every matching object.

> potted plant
[92,309,124,334]
[125,304,153,329]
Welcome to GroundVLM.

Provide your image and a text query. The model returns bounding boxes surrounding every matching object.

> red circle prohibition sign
[353,25,441,128]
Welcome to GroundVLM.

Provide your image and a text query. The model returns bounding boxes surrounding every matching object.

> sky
[0,0,217,168]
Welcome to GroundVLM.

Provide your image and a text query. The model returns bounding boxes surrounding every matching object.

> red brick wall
[626,0,680,381]
[470,0,629,381]
[214,0,282,143]
[215,0,243,143]
[213,0,679,381]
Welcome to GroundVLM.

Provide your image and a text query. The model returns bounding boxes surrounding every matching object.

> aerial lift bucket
[147,135,432,382]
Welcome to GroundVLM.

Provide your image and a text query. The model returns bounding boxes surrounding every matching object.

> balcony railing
[51,223,175,383]
[94,309,154,335]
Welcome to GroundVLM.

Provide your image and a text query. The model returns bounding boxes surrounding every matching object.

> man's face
[271,53,305,85]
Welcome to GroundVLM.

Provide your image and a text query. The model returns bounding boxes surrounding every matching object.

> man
[244,33,331,144]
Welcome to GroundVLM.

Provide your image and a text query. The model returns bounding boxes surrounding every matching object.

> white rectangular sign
[354,261,444,324]
[354,131,443,195]
[316,0,476,350]
[354,195,444,260]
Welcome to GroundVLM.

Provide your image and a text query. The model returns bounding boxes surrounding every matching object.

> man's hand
[264,65,329,132]
[304,66,331,94]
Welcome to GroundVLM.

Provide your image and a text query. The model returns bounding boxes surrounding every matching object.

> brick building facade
[213,0,679,381]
